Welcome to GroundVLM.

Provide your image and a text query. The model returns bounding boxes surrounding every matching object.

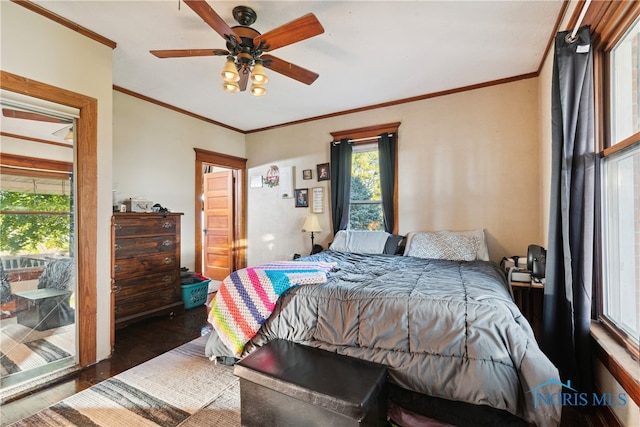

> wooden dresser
[111,212,184,329]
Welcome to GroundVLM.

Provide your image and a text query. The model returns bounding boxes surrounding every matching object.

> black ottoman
[234,339,388,427]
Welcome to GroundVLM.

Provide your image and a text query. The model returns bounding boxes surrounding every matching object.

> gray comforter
[205,251,561,426]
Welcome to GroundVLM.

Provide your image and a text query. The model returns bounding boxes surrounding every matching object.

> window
[349,144,383,230]
[601,144,639,345]
[610,17,640,143]
[329,122,399,235]
[598,10,640,352]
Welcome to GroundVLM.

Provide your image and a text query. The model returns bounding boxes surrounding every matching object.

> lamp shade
[250,83,267,97]
[221,57,240,82]
[222,81,240,93]
[302,215,322,233]
[250,61,269,84]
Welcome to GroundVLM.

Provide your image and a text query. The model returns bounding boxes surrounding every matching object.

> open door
[203,170,234,280]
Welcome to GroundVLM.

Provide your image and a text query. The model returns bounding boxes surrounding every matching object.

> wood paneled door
[193,148,247,280]
[203,170,234,280]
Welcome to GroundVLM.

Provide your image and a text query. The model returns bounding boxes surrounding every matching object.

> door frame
[194,148,247,274]
[1,70,98,367]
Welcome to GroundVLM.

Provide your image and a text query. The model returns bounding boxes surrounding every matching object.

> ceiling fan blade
[53,124,73,138]
[262,54,319,85]
[183,0,241,44]
[2,108,67,124]
[254,13,324,52]
[150,48,228,58]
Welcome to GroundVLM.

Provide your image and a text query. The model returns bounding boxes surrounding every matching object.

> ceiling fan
[150,1,324,96]
[2,108,74,142]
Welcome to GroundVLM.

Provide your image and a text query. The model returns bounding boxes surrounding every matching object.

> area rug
[0,320,74,379]
[7,334,240,427]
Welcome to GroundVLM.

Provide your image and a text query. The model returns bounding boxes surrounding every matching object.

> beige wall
[246,78,543,266]
[112,91,245,270]
[1,0,114,361]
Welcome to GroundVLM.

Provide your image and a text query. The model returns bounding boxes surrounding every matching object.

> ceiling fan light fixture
[64,128,74,142]
[221,56,240,82]
[250,61,269,84]
[250,83,267,97]
[222,80,240,93]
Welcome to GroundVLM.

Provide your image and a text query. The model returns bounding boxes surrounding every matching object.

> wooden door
[203,170,234,280]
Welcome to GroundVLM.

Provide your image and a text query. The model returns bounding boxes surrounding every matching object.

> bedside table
[510,279,544,341]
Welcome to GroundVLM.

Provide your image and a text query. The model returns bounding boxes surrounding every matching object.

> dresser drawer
[113,215,178,237]
[113,253,178,278]
[114,271,178,292]
[115,287,180,320]
[114,236,177,258]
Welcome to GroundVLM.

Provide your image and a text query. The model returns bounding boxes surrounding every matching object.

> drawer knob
[162,275,171,283]
[114,243,120,251]
[114,265,121,273]
[113,285,121,294]
[163,257,172,265]
[162,240,172,247]
[162,222,173,229]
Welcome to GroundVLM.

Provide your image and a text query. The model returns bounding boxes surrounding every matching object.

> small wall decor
[295,188,309,207]
[312,187,324,213]
[264,165,280,187]
[302,169,312,180]
[279,166,293,198]
[317,163,330,181]
[250,175,263,188]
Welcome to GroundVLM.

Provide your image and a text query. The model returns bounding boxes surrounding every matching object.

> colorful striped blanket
[208,261,336,357]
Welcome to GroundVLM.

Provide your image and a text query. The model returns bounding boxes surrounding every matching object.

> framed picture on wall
[312,187,324,213]
[302,169,312,180]
[317,163,330,181]
[295,189,309,207]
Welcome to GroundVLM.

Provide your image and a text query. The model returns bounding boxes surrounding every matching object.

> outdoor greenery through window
[0,175,72,256]
[599,13,640,348]
[349,143,383,230]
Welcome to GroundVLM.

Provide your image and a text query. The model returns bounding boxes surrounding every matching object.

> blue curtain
[378,133,396,233]
[330,138,352,235]
[542,26,595,393]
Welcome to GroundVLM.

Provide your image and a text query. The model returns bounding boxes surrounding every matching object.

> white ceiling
[10,0,565,133]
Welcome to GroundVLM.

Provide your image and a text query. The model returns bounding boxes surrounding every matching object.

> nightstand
[510,279,544,341]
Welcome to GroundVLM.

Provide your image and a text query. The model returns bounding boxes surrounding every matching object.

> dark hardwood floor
[1,304,211,425]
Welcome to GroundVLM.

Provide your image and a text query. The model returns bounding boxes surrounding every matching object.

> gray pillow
[384,234,405,255]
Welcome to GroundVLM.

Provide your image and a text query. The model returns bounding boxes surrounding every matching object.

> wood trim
[0,166,70,180]
[593,333,640,407]
[0,131,73,149]
[248,73,537,134]
[193,148,247,275]
[598,317,640,360]
[330,122,401,142]
[1,70,98,367]
[193,148,247,169]
[0,152,73,172]
[536,0,571,75]
[10,0,116,49]
[114,86,245,134]
[600,132,640,158]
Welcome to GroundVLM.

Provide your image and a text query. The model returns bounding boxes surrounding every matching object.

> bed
[204,230,561,426]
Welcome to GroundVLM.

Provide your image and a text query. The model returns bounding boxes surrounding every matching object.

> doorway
[194,149,247,284]
[0,97,77,389]
[0,71,98,398]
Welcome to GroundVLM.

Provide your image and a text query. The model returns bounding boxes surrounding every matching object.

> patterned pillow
[404,231,480,261]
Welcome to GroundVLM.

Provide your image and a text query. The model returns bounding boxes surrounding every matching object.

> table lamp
[302,215,322,253]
